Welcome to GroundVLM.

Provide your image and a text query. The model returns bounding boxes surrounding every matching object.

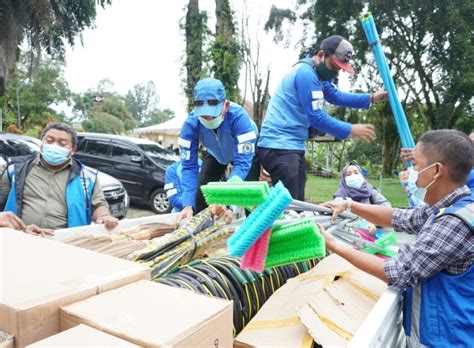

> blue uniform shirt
[258,57,371,151]
[178,102,257,208]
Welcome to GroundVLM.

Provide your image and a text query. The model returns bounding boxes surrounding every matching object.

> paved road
[126,205,155,219]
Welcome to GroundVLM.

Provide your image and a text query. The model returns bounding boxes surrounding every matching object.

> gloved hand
[371,89,388,104]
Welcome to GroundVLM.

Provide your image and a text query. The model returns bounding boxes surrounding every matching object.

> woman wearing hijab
[334,163,391,234]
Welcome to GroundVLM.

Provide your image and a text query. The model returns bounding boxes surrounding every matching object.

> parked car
[0,132,129,219]
[74,132,179,214]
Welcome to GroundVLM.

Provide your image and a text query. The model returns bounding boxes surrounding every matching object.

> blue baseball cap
[193,78,226,118]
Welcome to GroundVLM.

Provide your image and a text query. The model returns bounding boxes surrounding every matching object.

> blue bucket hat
[193,78,226,118]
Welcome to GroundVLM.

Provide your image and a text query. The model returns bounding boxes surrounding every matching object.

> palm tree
[0,0,111,83]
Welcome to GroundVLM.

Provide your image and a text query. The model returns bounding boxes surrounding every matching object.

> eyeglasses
[193,99,222,107]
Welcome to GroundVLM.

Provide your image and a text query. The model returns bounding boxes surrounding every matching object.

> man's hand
[350,124,376,142]
[0,212,27,230]
[322,200,349,223]
[210,205,233,224]
[371,89,388,103]
[175,206,193,227]
[367,223,376,235]
[400,148,414,163]
[24,224,54,236]
[318,223,338,252]
[96,214,119,230]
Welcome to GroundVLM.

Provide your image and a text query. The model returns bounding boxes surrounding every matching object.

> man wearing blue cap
[258,35,388,201]
[175,77,258,224]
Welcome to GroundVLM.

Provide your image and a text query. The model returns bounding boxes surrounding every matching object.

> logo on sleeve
[180,148,191,160]
[238,143,255,154]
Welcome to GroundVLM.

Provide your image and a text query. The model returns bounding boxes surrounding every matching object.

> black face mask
[315,60,339,81]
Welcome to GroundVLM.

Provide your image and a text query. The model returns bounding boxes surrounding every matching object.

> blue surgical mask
[409,163,437,202]
[41,143,70,165]
[199,115,224,130]
[345,173,365,189]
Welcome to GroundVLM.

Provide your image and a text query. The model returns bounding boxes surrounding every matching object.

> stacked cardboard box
[26,324,138,347]
[60,280,233,347]
[0,229,150,347]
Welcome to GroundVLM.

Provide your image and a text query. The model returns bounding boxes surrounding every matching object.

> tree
[82,111,125,134]
[240,1,271,129]
[124,81,159,123]
[265,0,474,173]
[0,0,112,84]
[211,0,242,101]
[5,53,70,130]
[140,108,175,128]
[74,81,135,133]
[183,0,208,111]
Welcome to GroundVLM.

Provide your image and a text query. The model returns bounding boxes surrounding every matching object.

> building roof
[134,116,186,135]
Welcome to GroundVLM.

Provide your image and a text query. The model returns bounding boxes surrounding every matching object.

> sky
[63,0,303,125]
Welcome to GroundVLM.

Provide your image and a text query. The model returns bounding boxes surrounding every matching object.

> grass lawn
[305,174,408,207]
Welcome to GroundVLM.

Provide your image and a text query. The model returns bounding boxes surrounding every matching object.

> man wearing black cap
[258,35,388,201]
[175,77,259,225]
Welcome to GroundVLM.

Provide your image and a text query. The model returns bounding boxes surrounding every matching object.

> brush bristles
[240,229,271,272]
[227,182,293,257]
[265,219,326,268]
[201,181,270,206]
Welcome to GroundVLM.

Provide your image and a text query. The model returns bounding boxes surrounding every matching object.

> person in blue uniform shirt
[258,35,388,201]
[175,78,258,225]
[164,159,202,213]
[322,129,474,347]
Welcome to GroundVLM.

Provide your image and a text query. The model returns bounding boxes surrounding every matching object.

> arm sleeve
[229,114,257,180]
[0,169,11,210]
[370,190,391,207]
[295,68,352,140]
[322,81,371,109]
[391,206,427,234]
[165,165,183,211]
[179,121,200,208]
[384,217,471,288]
[91,177,108,211]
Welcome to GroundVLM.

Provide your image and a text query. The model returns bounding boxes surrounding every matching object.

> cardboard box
[26,324,138,347]
[0,330,14,348]
[0,229,150,347]
[234,254,386,347]
[60,280,233,347]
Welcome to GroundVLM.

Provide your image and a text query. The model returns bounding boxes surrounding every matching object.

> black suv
[0,132,129,219]
[75,133,179,214]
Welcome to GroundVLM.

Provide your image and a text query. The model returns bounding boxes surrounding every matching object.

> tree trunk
[185,0,203,112]
[0,0,24,85]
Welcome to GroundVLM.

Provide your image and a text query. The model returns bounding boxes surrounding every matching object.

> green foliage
[3,54,70,130]
[264,5,297,43]
[0,0,112,83]
[82,111,125,134]
[211,0,243,102]
[183,2,209,111]
[210,36,242,101]
[124,81,159,122]
[94,97,135,130]
[140,108,175,128]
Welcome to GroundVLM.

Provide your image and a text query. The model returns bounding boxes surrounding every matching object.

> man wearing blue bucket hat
[175,77,258,225]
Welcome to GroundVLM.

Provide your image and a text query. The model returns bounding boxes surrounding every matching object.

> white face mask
[345,173,365,189]
[198,115,224,129]
[409,163,437,202]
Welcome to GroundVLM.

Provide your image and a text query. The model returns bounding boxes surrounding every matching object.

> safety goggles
[193,99,222,107]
